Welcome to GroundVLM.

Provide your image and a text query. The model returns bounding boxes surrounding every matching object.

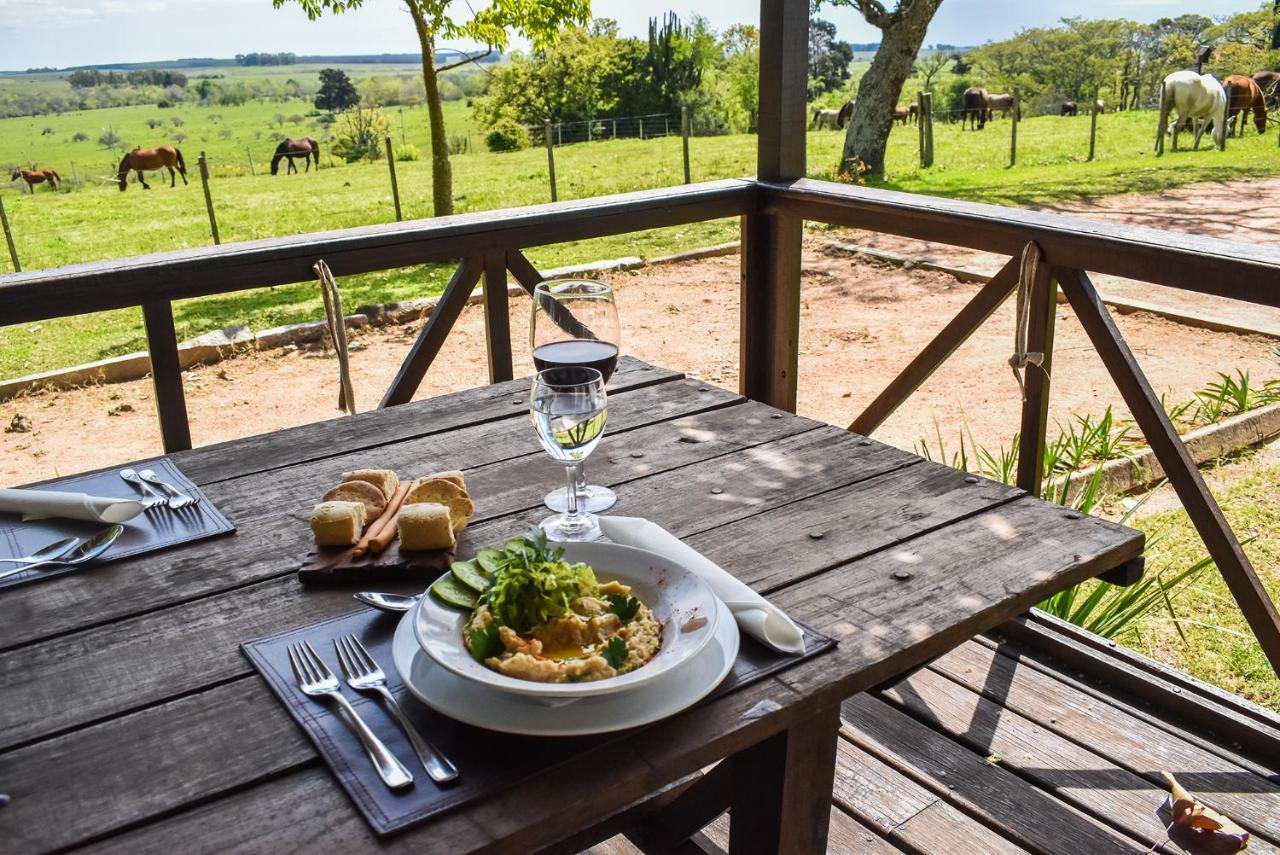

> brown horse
[10,168,60,193]
[1252,70,1280,106]
[116,146,187,191]
[961,87,989,129]
[986,92,1018,119]
[891,106,910,125]
[1224,74,1267,135]
[835,99,855,129]
[907,102,918,124]
[270,138,320,174]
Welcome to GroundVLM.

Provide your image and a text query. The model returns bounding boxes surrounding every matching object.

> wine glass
[529,367,608,542]
[530,279,621,514]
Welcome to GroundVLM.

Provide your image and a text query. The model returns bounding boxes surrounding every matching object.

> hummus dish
[438,530,664,684]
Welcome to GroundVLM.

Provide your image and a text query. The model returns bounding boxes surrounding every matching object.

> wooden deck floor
[592,617,1280,854]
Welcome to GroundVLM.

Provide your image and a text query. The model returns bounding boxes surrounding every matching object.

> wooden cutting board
[297,533,467,586]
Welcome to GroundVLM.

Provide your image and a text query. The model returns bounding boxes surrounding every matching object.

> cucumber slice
[503,538,534,555]
[451,560,491,593]
[431,572,478,609]
[474,548,504,574]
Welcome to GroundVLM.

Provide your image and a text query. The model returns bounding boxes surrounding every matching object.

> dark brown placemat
[297,536,462,586]
[0,457,234,590]
[242,606,836,837]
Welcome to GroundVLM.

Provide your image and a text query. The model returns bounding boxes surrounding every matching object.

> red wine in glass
[532,339,620,383]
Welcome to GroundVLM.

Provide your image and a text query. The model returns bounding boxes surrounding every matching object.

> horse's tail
[311,139,320,165]
[174,148,187,175]
[1155,81,1172,155]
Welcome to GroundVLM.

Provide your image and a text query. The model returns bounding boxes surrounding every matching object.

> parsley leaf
[602,636,628,669]
[468,623,503,663]
[606,594,641,623]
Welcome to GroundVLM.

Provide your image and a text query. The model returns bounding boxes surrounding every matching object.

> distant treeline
[235,53,297,66]
[30,52,503,74]
[68,69,189,89]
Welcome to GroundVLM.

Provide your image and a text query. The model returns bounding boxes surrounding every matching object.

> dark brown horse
[11,168,60,193]
[1224,74,1267,135]
[116,146,187,191]
[891,106,910,125]
[1060,101,1078,116]
[1252,70,1280,106]
[836,99,855,129]
[961,87,989,129]
[907,102,918,124]
[271,138,320,174]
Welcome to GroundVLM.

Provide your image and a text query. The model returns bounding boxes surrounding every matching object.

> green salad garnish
[467,623,503,662]
[602,637,628,669]
[480,528,599,634]
[606,594,641,623]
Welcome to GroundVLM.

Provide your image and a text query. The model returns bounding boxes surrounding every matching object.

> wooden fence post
[1088,92,1099,161]
[0,195,20,273]
[612,119,617,140]
[384,136,402,222]
[1015,257,1057,495]
[587,120,592,143]
[142,299,193,453]
[544,119,557,203]
[681,107,692,184]
[556,123,562,146]
[245,147,255,176]
[639,118,645,140]
[1009,88,1020,167]
[197,152,220,245]
[924,92,935,167]
[917,90,925,165]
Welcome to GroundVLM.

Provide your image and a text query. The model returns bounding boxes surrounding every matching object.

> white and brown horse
[11,168,60,193]
[1156,70,1228,154]
[811,108,842,130]
[117,146,187,191]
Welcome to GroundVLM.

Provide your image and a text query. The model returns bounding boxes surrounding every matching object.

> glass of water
[530,366,608,541]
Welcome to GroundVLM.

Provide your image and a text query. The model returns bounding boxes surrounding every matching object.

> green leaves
[607,594,641,623]
[483,528,596,633]
[468,623,502,662]
[602,636,628,669]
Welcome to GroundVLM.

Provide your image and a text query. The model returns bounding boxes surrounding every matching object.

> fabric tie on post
[313,260,356,416]
[1009,240,1049,401]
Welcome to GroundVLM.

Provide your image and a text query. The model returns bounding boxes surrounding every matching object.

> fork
[137,469,200,509]
[118,468,168,510]
[287,640,414,790]
[335,634,459,783]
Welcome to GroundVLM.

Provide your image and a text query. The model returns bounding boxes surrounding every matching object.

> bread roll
[310,501,366,546]
[398,502,456,550]
[428,470,466,491]
[406,477,474,533]
[341,469,399,501]
[323,480,386,519]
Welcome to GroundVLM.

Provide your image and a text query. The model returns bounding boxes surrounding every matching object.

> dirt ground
[4,224,1278,485]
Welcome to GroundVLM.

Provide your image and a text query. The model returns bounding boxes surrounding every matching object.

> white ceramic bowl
[413,540,721,699]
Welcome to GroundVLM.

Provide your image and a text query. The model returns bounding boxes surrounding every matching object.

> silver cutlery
[354,591,422,613]
[335,634,458,783]
[0,537,81,567]
[137,468,200,509]
[0,525,124,581]
[287,640,414,791]
[118,469,169,510]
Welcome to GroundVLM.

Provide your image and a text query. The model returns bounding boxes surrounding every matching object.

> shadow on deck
[590,614,1280,854]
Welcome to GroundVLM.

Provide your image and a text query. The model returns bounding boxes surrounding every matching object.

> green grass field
[4,105,1280,380]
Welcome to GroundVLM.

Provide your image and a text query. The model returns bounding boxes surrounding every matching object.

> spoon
[0,525,124,582]
[0,537,81,566]
[354,591,423,613]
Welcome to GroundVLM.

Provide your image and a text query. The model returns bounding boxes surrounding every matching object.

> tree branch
[850,0,892,29]
[434,47,494,73]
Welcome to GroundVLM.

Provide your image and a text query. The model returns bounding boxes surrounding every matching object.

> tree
[315,68,360,112]
[833,0,944,176]
[274,0,590,218]
[916,50,950,92]
[809,18,854,96]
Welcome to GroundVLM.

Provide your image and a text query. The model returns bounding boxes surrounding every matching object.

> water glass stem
[564,462,582,522]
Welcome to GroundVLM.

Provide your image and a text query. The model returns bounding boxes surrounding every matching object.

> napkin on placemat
[598,516,806,655]
[0,488,146,524]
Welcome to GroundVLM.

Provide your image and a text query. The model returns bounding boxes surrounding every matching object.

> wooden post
[197,152,219,246]
[482,251,513,383]
[1009,88,1020,167]
[0,195,20,273]
[681,107,692,184]
[639,118,645,140]
[544,119,557,203]
[556,123,562,146]
[742,0,807,412]
[587,119,592,143]
[1015,256,1057,495]
[917,89,926,166]
[665,116,670,136]
[384,136,402,222]
[142,299,192,453]
[245,147,255,176]
[612,118,617,140]
[924,92,935,166]
[1088,93,1099,161]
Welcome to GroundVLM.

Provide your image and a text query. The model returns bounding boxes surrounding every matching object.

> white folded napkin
[0,488,145,524]
[598,516,806,655]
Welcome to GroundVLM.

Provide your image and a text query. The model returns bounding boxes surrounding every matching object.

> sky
[0,0,1263,72]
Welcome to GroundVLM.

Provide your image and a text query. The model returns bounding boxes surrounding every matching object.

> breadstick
[353,482,410,557]
[367,505,408,554]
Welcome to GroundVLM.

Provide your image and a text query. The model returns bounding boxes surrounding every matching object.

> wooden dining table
[0,358,1144,854]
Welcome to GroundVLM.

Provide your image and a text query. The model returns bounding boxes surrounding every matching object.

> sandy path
[4,238,1277,485]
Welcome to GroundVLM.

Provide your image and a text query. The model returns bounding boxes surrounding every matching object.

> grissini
[353,482,411,557]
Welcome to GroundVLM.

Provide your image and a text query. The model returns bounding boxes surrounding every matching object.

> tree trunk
[408,3,453,217]
[839,0,941,176]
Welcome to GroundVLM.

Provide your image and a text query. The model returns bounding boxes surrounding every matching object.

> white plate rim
[393,596,740,736]
[413,540,721,699]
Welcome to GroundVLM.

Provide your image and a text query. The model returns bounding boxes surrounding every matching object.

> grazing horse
[907,102,918,124]
[1155,70,1227,155]
[811,108,842,130]
[10,168,60,193]
[961,87,989,129]
[986,93,1017,119]
[1252,70,1280,107]
[1060,101,1078,116]
[835,99,855,129]
[891,106,910,125]
[116,146,187,191]
[270,137,320,174]
[1224,74,1267,136]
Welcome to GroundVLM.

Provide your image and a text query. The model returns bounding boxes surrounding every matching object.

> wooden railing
[2,174,1279,680]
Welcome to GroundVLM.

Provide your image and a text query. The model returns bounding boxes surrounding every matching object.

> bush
[485,123,529,152]
[171,117,184,127]
[71,131,89,142]
[330,105,391,162]
[157,100,172,109]
[447,134,469,155]
[394,143,420,161]
[174,132,188,142]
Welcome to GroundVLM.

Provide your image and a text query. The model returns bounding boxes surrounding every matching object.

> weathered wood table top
[0,358,1144,854]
